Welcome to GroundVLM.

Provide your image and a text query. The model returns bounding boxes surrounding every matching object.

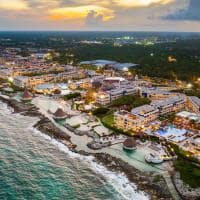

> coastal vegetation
[101,113,114,128]
[166,143,200,188]
[175,159,200,188]
[111,95,151,110]
[63,92,81,100]
[92,107,110,117]
[57,41,200,82]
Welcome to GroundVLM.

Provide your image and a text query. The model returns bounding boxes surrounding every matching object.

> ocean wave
[0,100,149,200]
[30,127,149,200]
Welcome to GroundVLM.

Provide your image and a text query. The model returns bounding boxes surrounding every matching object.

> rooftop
[176,111,200,121]
[190,96,200,106]
[131,105,157,116]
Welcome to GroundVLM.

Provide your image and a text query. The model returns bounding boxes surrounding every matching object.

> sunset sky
[0,0,199,31]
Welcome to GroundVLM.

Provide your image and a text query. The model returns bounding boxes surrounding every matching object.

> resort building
[34,83,57,94]
[192,136,200,153]
[131,105,159,123]
[187,96,200,114]
[174,111,200,129]
[69,78,92,90]
[96,79,139,105]
[13,69,86,89]
[96,91,111,106]
[13,76,29,88]
[114,96,186,133]
[141,87,178,100]
[151,95,186,115]
[114,109,153,132]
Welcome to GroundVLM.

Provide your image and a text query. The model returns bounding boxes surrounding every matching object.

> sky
[0,0,199,31]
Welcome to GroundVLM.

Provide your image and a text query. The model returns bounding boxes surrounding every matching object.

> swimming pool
[155,126,187,142]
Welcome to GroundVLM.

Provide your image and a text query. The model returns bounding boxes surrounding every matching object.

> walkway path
[163,172,182,200]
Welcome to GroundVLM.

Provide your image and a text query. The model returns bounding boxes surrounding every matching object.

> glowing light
[8,77,13,83]
[100,95,105,99]
[187,83,192,89]
[150,53,154,56]
[123,67,128,71]
[128,72,132,76]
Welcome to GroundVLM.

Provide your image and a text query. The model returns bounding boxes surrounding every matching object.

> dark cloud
[85,10,104,26]
[164,0,200,21]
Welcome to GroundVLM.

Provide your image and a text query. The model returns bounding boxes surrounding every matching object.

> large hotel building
[114,95,186,133]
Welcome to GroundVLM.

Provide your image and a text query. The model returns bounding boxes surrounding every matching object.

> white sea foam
[0,100,149,200]
[30,127,149,200]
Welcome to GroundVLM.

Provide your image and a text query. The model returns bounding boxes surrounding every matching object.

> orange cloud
[48,5,114,21]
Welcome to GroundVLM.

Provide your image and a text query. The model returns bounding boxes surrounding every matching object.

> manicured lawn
[101,114,114,127]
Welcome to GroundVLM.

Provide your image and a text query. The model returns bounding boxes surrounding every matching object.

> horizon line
[0,30,200,34]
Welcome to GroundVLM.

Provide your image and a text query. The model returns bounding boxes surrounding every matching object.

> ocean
[0,102,148,200]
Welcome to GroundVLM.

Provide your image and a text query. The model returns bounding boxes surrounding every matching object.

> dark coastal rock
[94,153,173,200]
[0,95,72,144]
[34,117,71,141]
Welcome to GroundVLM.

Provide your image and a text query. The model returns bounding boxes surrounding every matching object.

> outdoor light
[93,92,97,97]
[123,67,128,71]
[8,77,13,83]
[187,83,192,89]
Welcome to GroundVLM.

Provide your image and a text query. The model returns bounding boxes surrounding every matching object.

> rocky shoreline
[0,94,174,200]
[93,153,172,200]
[173,173,200,200]
[0,94,73,145]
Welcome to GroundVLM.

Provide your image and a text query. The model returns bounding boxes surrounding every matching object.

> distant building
[80,60,138,70]
[13,76,29,88]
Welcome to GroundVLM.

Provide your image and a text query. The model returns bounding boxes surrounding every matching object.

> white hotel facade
[114,95,186,132]
[96,80,139,105]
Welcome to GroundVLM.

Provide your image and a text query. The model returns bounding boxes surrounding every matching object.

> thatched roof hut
[53,108,68,120]
[21,88,33,101]
[123,137,137,150]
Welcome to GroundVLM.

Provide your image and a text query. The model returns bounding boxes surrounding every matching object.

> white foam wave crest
[0,102,14,113]
[30,127,149,200]
[0,101,149,200]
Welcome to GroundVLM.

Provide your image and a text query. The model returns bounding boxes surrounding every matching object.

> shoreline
[0,94,173,200]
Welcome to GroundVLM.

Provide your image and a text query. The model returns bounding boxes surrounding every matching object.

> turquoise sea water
[0,102,148,200]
